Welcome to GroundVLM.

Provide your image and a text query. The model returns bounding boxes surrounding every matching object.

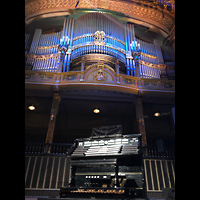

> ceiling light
[28,105,35,111]
[154,112,160,117]
[93,108,100,114]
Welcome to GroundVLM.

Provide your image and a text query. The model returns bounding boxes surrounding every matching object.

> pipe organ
[25,12,174,79]
[60,125,145,199]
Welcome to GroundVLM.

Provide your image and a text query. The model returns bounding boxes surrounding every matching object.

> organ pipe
[26,12,172,79]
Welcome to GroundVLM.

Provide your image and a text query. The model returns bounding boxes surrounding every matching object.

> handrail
[25,142,174,158]
[142,146,175,159]
[25,142,72,154]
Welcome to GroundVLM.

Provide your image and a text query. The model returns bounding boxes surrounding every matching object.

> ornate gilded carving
[93,31,106,45]
[73,33,125,46]
[25,70,175,93]
[26,53,59,60]
[25,0,174,34]
[37,44,59,50]
[94,65,106,81]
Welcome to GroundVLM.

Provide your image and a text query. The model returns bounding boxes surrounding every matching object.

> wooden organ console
[60,125,145,199]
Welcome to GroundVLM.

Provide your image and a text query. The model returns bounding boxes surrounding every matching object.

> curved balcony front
[25,69,175,95]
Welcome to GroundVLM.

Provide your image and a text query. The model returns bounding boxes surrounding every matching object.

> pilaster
[45,92,61,151]
[135,96,147,147]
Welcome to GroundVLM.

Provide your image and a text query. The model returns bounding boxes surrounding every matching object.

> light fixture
[154,112,160,117]
[28,105,35,111]
[93,108,100,114]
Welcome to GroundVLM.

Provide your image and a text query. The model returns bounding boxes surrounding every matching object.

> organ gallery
[25,0,175,199]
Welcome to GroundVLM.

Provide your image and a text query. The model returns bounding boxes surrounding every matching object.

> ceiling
[25,87,174,143]
[25,88,136,116]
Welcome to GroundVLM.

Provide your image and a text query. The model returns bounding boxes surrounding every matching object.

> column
[81,56,86,71]
[115,59,119,74]
[115,59,120,84]
[80,57,85,81]
[135,96,147,147]
[135,62,141,78]
[45,92,61,152]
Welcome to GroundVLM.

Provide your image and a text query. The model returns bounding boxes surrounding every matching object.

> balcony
[25,70,175,95]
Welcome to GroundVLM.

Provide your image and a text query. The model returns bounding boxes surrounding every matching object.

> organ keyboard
[60,126,145,199]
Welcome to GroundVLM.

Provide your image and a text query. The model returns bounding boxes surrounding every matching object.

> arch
[84,63,116,83]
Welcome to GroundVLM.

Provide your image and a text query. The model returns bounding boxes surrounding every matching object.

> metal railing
[25,142,174,159]
[25,142,72,154]
[142,146,175,159]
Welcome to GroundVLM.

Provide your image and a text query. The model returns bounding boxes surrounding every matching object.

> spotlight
[28,105,35,111]
[93,108,100,114]
[154,112,160,117]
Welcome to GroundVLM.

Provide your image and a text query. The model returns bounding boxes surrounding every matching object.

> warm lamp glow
[93,108,100,114]
[154,112,160,117]
[28,105,35,110]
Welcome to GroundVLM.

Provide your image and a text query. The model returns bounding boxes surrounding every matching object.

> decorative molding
[37,44,59,50]
[25,0,174,34]
[26,53,59,60]
[25,70,175,94]
[73,34,125,46]
[72,42,126,55]
[141,52,157,59]
[93,31,106,45]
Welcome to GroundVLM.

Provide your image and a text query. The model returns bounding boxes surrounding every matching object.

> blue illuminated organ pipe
[123,22,162,79]
[71,13,125,63]
[161,46,175,61]
[32,31,62,71]
[27,29,42,69]
[27,12,171,78]
[134,38,160,78]
[124,23,136,76]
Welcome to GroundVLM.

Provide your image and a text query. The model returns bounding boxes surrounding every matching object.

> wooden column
[45,92,60,146]
[135,96,147,147]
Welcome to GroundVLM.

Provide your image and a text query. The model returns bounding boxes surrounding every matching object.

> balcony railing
[25,142,174,159]
[25,142,72,154]
[142,146,175,159]
[25,70,175,94]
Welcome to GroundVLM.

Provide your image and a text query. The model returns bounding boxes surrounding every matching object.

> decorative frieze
[25,0,174,34]
[26,53,59,60]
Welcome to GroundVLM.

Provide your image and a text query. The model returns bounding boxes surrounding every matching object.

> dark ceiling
[25,89,136,127]
[25,89,138,143]
[25,88,174,139]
